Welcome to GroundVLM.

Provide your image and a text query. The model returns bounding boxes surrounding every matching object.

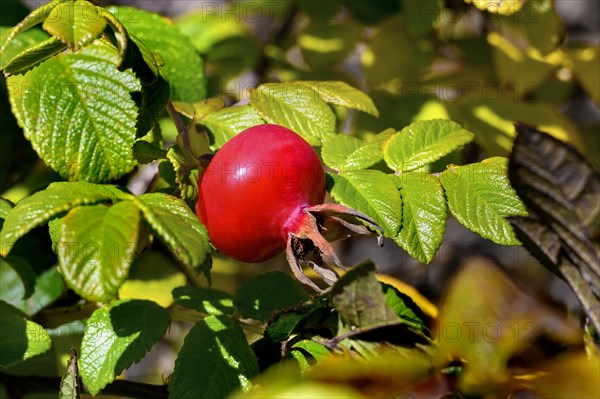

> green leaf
[108,6,205,103]
[0,265,66,316]
[250,83,336,146]
[169,315,259,399]
[0,300,52,367]
[327,170,401,237]
[383,119,474,173]
[0,0,64,54]
[201,105,264,149]
[2,36,67,76]
[297,81,379,117]
[57,201,140,302]
[59,349,80,399]
[1,26,50,69]
[439,157,527,245]
[330,261,399,331]
[80,299,170,395]
[116,28,171,136]
[394,172,446,263]
[42,0,106,51]
[321,135,383,172]
[382,283,428,334]
[166,142,201,204]
[0,255,36,299]
[7,41,140,182]
[233,272,309,322]
[0,182,122,256]
[135,193,209,270]
[266,297,335,342]
[289,340,330,374]
[173,286,233,316]
[132,140,167,164]
[0,198,14,221]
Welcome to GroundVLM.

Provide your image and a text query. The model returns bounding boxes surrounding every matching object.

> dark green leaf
[80,299,170,395]
[394,172,446,263]
[0,300,52,367]
[132,140,167,164]
[59,348,80,399]
[135,193,209,270]
[108,6,206,103]
[42,0,106,51]
[7,41,140,182]
[266,297,335,342]
[381,284,428,334]
[0,182,123,256]
[173,286,233,316]
[234,272,309,322]
[439,157,527,245]
[2,36,67,76]
[169,315,259,399]
[57,201,140,302]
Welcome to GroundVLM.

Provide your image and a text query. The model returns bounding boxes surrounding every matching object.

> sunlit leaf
[321,135,381,172]
[250,83,336,146]
[169,315,259,399]
[201,105,264,149]
[383,119,474,173]
[439,157,527,245]
[2,37,67,76]
[394,172,446,263]
[59,348,80,399]
[327,170,402,237]
[134,193,209,270]
[57,201,140,302]
[42,0,106,51]
[0,182,122,256]
[80,299,170,395]
[0,300,52,367]
[7,41,140,182]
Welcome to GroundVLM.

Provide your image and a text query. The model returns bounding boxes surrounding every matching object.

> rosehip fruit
[196,124,381,290]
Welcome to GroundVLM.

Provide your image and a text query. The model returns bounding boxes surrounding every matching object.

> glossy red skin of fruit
[196,124,326,263]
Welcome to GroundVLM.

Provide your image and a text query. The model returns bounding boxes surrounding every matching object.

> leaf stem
[166,100,190,149]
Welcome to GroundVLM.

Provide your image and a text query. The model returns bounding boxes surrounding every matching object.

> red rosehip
[196,124,381,290]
